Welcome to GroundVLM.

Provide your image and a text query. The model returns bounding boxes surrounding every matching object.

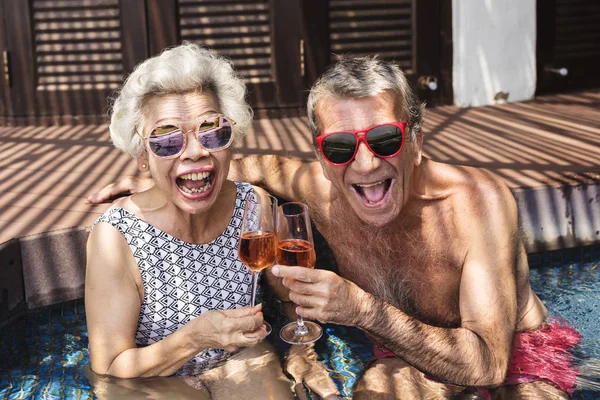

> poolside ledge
[0,89,599,321]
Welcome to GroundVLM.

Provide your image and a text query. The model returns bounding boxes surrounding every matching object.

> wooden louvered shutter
[299,0,451,106]
[176,0,304,108]
[32,0,124,92]
[178,0,273,84]
[537,0,600,94]
[1,0,147,119]
[328,0,414,74]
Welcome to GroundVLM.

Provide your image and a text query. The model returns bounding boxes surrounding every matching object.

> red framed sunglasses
[315,121,408,166]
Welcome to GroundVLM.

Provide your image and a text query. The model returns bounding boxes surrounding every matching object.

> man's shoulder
[426,160,516,219]
[430,161,510,198]
[425,161,520,248]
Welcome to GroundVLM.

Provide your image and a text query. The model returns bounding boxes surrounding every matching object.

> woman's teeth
[179,171,210,180]
[177,171,213,194]
[180,181,212,194]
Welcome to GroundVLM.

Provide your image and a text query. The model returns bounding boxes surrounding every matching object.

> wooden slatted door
[2,0,147,120]
[329,0,414,73]
[176,0,304,109]
[325,0,451,106]
[537,0,600,94]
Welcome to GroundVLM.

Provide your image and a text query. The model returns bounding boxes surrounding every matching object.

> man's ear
[413,129,424,166]
[312,147,332,182]
[137,154,150,172]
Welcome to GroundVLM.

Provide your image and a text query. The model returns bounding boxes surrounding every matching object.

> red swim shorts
[368,318,581,395]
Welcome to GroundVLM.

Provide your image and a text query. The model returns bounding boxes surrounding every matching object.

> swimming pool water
[0,301,93,399]
[1,244,599,399]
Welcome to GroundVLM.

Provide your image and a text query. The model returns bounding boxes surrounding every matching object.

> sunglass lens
[199,125,233,150]
[321,133,357,164]
[148,130,184,157]
[366,125,403,156]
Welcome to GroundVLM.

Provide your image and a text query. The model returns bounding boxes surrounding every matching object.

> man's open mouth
[176,171,214,194]
[352,179,392,204]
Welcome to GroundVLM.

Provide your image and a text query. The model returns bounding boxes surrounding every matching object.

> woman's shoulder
[95,197,137,223]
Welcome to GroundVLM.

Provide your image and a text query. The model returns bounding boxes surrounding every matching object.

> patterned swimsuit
[94,181,256,375]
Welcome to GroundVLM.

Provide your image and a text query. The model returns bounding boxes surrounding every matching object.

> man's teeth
[181,181,212,194]
[180,171,210,181]
[355,180,386,188]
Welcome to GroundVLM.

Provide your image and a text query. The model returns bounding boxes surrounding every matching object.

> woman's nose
[181,132,210,161]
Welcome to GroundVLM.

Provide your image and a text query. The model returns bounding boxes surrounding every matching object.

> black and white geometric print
[94,181,258,375]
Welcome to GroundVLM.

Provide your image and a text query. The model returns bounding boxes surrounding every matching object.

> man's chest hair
[328,225,463,325]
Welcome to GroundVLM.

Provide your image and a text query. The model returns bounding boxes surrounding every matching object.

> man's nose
[181,132,210,161]
[351,141,380,172]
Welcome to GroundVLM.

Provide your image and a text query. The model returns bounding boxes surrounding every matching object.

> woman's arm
[85,222,268,378]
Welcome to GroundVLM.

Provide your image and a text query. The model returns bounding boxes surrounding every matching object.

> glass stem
[295,315,309,335]
[250,271,258,307]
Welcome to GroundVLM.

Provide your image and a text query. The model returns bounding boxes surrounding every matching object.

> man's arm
[229,155,322,203]
[273,179,520,387]
[87,155,321,204]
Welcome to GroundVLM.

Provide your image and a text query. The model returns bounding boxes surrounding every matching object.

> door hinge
[300,39,305,78]
[2,51,10,87]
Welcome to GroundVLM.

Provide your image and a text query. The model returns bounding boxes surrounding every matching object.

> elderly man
[90,57,579,399]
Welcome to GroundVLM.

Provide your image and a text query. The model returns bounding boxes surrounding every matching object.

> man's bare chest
[327,230,463,327]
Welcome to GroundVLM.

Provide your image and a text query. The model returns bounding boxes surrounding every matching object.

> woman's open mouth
[176,171,214,195]
[352,179,392,205]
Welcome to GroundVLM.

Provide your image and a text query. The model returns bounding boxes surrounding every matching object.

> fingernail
[272,265,280,275]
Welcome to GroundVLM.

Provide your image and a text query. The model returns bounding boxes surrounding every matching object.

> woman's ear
[137,155,150,172]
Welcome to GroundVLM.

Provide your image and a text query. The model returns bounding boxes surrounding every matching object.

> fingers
[87,183,118,204]
[228,306,265,333]
[87,179,132,204]
[272,265,323,283]
[284,279,324,296]
[242,323,270,340]
[224,304,262,318]
[294,306,319,321]
[87,176,155,204]
[239,313,265,332]
[288,292,325,310]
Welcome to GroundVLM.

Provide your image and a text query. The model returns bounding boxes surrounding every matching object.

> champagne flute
[277,202,323,344]
[238,192,278,335]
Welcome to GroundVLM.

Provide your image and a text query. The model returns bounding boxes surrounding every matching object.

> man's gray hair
[307,56,424,142]
[109,42,253,158]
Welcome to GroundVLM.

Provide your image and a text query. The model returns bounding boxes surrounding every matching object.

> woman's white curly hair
[109,42,253,158]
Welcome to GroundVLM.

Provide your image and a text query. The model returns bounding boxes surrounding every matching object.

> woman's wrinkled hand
[193,305,269,353]
[87,176,155,204]
[285,344,341,400]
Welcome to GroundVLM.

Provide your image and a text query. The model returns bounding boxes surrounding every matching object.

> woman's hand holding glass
[193,305,269,353]
[238,192,278,335]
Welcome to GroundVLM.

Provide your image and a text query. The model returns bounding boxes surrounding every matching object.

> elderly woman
[84,43,295,398]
